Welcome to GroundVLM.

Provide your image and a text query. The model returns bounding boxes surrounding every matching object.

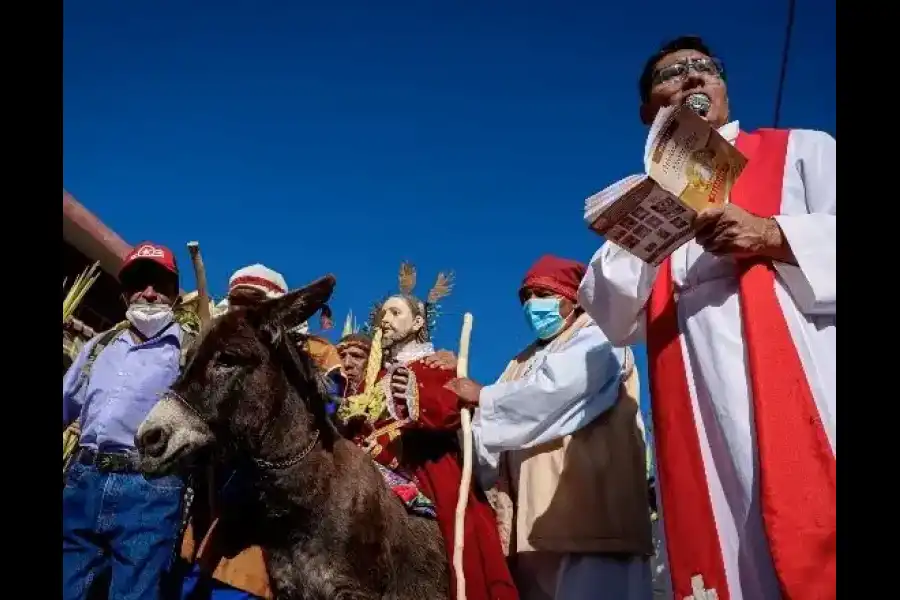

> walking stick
[453,312,474,600]
[185,241,216,554]
[186,241,212,331]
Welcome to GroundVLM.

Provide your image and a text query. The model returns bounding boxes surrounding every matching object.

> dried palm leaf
[398,262,417,296]
[63,261,101,325]
[428,271,454,304]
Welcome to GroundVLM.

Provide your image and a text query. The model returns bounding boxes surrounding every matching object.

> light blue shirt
[62,323,183,453]
[472,322,626,488]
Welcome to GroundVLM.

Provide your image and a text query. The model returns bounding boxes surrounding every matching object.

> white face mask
[126,303,175,338]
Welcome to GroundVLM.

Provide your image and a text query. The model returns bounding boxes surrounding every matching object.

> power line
[773,0,797,127]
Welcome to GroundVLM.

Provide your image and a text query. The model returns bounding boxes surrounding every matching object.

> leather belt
[74,448,141,473]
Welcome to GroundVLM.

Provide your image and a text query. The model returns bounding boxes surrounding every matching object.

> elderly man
[448,255,653,600]
[578,36,836,600]
[336,333,372,395]
[63,242,191,600]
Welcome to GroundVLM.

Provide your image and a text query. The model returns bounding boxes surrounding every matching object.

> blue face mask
[523,297,566,340]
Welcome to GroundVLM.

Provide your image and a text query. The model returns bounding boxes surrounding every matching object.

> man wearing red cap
[63,242,193,600]
[448,255,653,600]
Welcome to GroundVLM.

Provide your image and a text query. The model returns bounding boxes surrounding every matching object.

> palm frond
[427,271,454,304]
[398,262,417,296]
[63,262,101,325]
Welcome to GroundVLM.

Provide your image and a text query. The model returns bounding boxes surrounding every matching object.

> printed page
[643,105,747,213]
[583,174,648,228]
[585,177,697,266]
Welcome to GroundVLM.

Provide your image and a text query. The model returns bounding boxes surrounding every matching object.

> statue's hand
[391,366,411,418]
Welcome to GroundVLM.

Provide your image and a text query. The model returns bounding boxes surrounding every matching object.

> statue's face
[379,296,424,347]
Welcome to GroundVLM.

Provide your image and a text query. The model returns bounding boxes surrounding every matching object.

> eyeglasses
[652,56,726,87]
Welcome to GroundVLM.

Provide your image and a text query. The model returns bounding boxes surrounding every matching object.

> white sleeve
[472,425,501,490]
[472,325,625,454]
[577,242,660,346]
[773,129,836,316]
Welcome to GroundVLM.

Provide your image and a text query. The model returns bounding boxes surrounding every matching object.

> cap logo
[133,244,165,259]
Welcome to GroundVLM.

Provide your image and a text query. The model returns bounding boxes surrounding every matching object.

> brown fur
[137,276,448,600]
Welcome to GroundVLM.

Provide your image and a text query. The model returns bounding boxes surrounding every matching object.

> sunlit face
[640,49,730,129]
[338,344,369,390]
[120,261,178,308]
[379,296,424,347]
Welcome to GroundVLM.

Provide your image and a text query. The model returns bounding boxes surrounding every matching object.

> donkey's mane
[224,307,338,448]
[264,322,339,449]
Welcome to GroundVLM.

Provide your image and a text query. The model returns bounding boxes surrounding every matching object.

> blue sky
[63,1,835,427]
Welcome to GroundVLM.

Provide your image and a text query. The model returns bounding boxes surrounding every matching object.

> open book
[584,104,748,266]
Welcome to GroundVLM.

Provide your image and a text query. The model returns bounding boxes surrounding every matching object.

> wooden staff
[453,312,474,600]
[187,241,212,330]
[187,241,216,520]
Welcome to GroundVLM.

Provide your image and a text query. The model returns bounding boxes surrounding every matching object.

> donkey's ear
[257,274,337,332]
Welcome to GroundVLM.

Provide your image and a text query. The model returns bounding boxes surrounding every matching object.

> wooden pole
[186,241,212,330]
[453,312,474,600]
[186,241,216,520]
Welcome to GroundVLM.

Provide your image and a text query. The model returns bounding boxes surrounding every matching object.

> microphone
[685,93,711,117]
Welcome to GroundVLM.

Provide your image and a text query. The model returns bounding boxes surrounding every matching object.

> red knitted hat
[519,255,587,302]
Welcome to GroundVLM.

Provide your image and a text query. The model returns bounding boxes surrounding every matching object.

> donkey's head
[136,275,337,477]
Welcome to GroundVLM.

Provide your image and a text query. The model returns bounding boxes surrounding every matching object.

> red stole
[647,129,836,600]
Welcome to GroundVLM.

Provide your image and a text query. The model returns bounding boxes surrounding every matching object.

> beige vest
[490,314,653,557]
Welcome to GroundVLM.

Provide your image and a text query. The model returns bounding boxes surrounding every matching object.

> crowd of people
[62,35,835,600]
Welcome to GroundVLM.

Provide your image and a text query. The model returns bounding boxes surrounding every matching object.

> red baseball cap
[119,242,179,278]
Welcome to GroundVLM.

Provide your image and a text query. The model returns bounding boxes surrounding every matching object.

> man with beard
[448,255,653,600]
[63,242,189,600]
[337,264,518,600]
[579,36,835,600]
[337,331,458,395]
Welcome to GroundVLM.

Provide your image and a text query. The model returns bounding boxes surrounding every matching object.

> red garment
[519,255,586,302]
[357,359,518,600]
[647,129,836,600]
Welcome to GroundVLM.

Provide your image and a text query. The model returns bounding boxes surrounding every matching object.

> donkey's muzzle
[136,425,170,460]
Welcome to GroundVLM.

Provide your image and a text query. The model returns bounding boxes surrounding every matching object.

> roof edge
[63,190,132,276]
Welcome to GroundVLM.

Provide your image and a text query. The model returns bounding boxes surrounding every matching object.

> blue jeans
[63,462,185,600]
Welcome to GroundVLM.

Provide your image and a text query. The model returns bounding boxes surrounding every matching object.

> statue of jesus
[337,264,518,600]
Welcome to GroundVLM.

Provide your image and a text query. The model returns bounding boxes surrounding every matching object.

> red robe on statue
[353,358,518,600]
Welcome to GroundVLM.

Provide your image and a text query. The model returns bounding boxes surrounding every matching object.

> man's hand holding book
[694,204,796,264]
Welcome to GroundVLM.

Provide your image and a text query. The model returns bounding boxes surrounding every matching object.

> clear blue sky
[63,0,835,426]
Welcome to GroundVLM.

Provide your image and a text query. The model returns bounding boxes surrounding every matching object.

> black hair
[638,35,717,103]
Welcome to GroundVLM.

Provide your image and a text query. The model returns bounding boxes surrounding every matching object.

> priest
[578,36,835,600]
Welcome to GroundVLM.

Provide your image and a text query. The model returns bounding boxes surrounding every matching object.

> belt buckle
[96,453,134,473]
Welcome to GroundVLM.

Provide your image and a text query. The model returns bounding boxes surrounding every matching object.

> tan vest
[491,314,653,557]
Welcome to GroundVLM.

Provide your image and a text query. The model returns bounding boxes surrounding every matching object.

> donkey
[136,275,449,600]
